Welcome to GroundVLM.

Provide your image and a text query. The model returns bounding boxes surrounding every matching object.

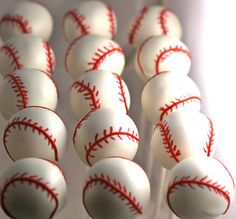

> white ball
[0,1,53,42]
[0,69,58,120]
[0,158,67,219]
[65,34,125,80]
[166,156,235,219]
[0,34,55,77]
[70,70,130,119]
[83,157,150,219]
[73,108,139,166]
[63,0,117,44]
[151,111,216,169]
[141,72,202,124]
[135,35,191,81]
[128,6,182,48]
[3,106,67,162]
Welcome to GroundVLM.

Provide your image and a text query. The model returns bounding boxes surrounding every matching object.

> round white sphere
[0,34,55,77]
[70,70,130,120]
[166,156,235,219]
[3,106,67,162]
[0,1,53,42]
[73,108,139,166]
[63,0,117,44]
[0,158,67,219]
[141,72,202,124]
[128,6,182,48]
[135,35,191,81]
[83,157,150,219]
[65,34,125,80]
[0,69,58,120]
[151,111,216,169]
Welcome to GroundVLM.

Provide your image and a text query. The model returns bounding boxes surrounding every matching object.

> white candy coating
[3,106,67,162]
[63,0,117,43]
[83,157,150,219]
[0,69,58,120]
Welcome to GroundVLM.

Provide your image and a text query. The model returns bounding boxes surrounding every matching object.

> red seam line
[167,177,231,214]
[129,7,148,44]
[159,96,201,121]
[106,5,116,38]
[155,46,192,74]
[158,8,169,35]
[6,74,28,109]
[3,120,59,161]
[1,44,23,70]
[0,15,32,33]
[85,131,139,166]
[113,73,128,113]
[43,42,54,75]
[86,47,123,72]
[83,176,142,214]
[204,118,215,156]
[1,174,58,219]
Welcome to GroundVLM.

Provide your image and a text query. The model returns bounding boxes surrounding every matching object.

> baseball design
[73,108,139,166]
[0,69,58,120]
[141,72,202,124]
[63,0,117,44]
[70,70,130,120]
[0,1,53,42]
[3,106,67,162]
[65,34,125,80]
[83,157,150,219]
[166,156,235,219]
[0,34,55,77]
[128,6,182,48]
[151,111,216,169]
[0,157,67,219]
[135,35,191,81]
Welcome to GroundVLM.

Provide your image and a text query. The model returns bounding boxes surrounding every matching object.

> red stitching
[5,74,28,110]
[1,172,58,219]
[86,42,123,72]
[155,121,181,163]
[159,95,202,121]
[64,10,90,36]
[157,8,169,35]
[83,173,142,214]
[155,46,192,74]
[3,117,59,161]
[1,43,24,70]
[43,42,54,75]
[0,14,32,33]
[203,118,215,156]
[112,73,128,113]
[106,5,116,38]
[129,7,148,44]
[84,126,139,166]
[167,175,231,215]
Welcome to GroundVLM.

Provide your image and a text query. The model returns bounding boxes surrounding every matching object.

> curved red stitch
[159,96,202,121]
[129,7,148,44]
[155,121,181,163]
[0,14,32,33]
[43,42,54,75]
[1,172,58,219]
[203,118,215,156]
[112,73,128,113]
[3,117,59,161]
[64,10,90,36]
[1,43,24,70]
[155,46,192,74]
[5,74,28,109]
[84,126,139,166]
[86,42,123,72]
[158,8,169,35]
[43,159,66,181]
[167,175,231,215]
[83,173,142,215]
[106,5,116,38]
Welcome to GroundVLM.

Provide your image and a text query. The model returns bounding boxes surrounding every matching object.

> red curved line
[158,9,169,35]
[106,5,116,38]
